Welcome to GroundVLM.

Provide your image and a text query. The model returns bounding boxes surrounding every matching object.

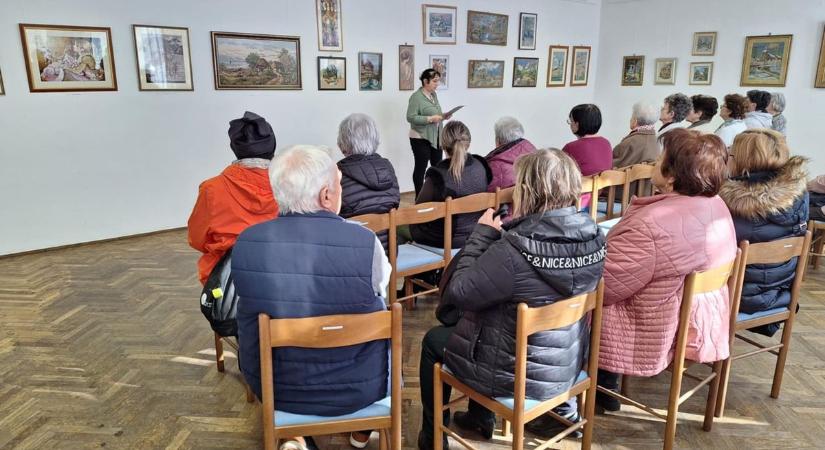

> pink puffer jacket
[599,193,736,376]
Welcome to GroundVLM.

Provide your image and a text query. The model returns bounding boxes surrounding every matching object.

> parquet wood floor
[1,229,824,449]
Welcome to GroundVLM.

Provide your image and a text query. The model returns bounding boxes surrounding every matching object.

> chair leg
[511,419,524,450]
[714,357,732,418]
[664,366,685,450]
[434,365,444,450]
[703,361,723,431]
[814,233,824,270]
[214,332,225,372]
[405,278,416,310]
[582,380,598,450]
[772,321,794,399]
[378,429,388,450]
[502,419,512,438]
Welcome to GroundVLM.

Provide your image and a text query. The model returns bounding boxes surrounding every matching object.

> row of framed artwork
[422,5,538,50]
[621,57,716,86]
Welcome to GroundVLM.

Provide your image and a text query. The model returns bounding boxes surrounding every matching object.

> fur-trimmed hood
[719,156,809,219]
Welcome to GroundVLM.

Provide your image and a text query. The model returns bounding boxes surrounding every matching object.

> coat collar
[719,156,809,219]
[280,210,343,220]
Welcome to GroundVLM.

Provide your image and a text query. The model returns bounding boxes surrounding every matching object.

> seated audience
[715,94,749,147]
[768,92,787,135]
[596,129,736,411]
[612,101,659,169]
[657,93,692,137]
[336,113,400,253]
[719,130,808,336]
[563,104,612,209]
[744,89,774,129]
[416,149,606,449]
[810,175,825,222]
[232,145,391,450]
[686,94,719,133]
[485,116,536,192]
[188,111,279,284]
[411,121,492,249]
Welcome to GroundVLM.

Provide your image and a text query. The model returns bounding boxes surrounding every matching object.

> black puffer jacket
[338,154,400,252]
[442,207,606,400]
[719,156,809,336]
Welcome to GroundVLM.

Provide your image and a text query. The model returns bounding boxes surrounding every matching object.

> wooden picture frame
[399,45,415,91]
[814,26,825,88]
[429,54,449,89]
[422,4,457,45]
[689,62,714,85]
[316,0,343,52]
[518,13,537,50]
[133,24,193,91]
[570,45,591,86]
[211,31,302,90]
[740,34,793,87]
[19,23,117,93]
[0,68,4,95]
[317,56,346,90]
[621,55,645,86]
[359,51,383,91]
[468,59,504,88]
[546,45,568,87]
[692,32,717,56]
[512,57,538,87]
[467,10,508,46]
[654,58,676,85]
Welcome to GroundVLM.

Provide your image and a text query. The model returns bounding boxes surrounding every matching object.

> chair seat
[598,218,621,235]
[597,201,623,216]
[494,370,589,411]
[397,244,444,271]
[737,307,789,323]
[411,242,461,257]
[275,396,391,427]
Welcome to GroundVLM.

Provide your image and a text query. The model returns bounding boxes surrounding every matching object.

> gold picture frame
[422,4,457,45]
[654,58,676,85]
[0,68,4,95]
[467,10,509,46]
[816,26,825,88]
[689,62,714,85]
[621,55,645,86]
[570,46,591,87]
[210,31,302,90]
[467,59,504,88]
[692,32,717,56]
[546,45,568,87]
[740,34,792,87]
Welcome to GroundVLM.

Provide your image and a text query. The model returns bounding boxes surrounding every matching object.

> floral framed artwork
[399,45,415,91]
[316,0,343,51]
[359,51,382,91]
[468,59,504,88]
[429,54,449,89]
[467,10,508,46]
[570,46,591,86]
[512,57,538,87]
[133,25,193,91]
[621,55,645,86]
[690,62,714,85]
[211,32,301,90]
[546,45,568,87]
[817,26,825,88]
[317,56,345,90]
[740,34,793,87]
[422,4,457,45]
[518,13,537,50]
[692,32,717,56]
[654,58,676,85]
[19,23,117,93]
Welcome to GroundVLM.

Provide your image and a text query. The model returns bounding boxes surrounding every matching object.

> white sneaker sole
[349,433,370,449]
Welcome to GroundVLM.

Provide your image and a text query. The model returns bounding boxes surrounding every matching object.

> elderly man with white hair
[484,116,536,192]
[612,101,660,169]
[768,92,787,135]
[232,145,392,450]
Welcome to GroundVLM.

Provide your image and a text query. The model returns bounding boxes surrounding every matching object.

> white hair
[769,92,786,113]
[269,145,338,214]
[337,113,380,156]
[494,116,525,145]
[631,101,659,126]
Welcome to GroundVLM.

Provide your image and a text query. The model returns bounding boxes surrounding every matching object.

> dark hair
[723,94,749,120]
[664,93,692,122]
[420,68,441,85]
[569,104,602,137]
[660,128,728,197]
[746,90,771,112]
[690,95,719,121]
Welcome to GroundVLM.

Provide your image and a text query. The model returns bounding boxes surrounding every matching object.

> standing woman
[407,68,452,195]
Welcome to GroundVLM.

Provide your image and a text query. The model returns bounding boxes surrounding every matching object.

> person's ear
[318,185,332,210]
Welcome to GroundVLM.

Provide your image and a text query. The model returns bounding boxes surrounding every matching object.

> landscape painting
[133,25,193,91]
[429,54,449,89]
[316,0,343,51]
[692,32,717,56]
[317,56,345,90]
[547,45,568,87]
[422,5,457,45]
[519,13,537,50]
[211,32,301,90]
[467,10,508,46]
[621,55,644,86]
[399,45,415,90]
[570,46,591,86]
[359,51,382,91]
[741,34,792,87]
[512,57,538,87]
[817,26,825,88]
[468,59,504,88]
[690,62,713,85]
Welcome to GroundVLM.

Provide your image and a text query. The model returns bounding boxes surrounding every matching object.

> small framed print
[654,58,676,85]
[689,62,714,85]
[546,45,568,87]
[518,13,537,50]
[468,59,504,88]
[570,46,591,86]
[399,45,415,91]
[621,55,645,86]
[422,4,457,45]
[692,32,717,56]
[0,68,4,95]
[512,57,538,87]
[429,54,449,89]
[359,51,383,91]
[467,10,508,46]
[133,25,193,91]
[816,26,825,88]
[741,34,792,87]
[317,56,345,90]
[316,0,343,52]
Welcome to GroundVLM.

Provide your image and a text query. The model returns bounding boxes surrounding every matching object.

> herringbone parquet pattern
[1,229,824,449]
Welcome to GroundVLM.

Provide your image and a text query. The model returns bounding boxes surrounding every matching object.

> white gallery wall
[0,0,602,255]
[595,0,825,175]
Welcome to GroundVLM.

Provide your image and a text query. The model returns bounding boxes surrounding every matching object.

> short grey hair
[664,93,692,122]
[631,101,659,126]
[269,145,338,214]
[494,116,525,145]
[769,92,786,113]
[337,113,380,156]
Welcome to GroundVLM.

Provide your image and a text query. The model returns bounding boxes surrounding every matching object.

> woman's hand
[478,208,502,231]
[428,115,443,123]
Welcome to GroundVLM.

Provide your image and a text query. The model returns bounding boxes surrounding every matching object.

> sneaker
[349,431,370,449]
[596,390,621,412]
[452,410,494,440]
[525,412,582,439]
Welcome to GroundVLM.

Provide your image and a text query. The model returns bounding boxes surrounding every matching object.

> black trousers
[410,138,442,196]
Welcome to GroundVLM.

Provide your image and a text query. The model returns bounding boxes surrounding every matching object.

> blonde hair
[729,129,789,176]
[441,121,471,182]
[512,148,581,218]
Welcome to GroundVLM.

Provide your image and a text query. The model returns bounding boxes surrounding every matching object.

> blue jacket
[232,210,389,415]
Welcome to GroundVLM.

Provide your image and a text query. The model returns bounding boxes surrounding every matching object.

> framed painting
[399,45,415,91]
[317,56,345,90]
[518,13,537,50]
[429,54,449,89]
[654,58,676,85]
[359,51,382,91]
[512,57,538,87]
[692,32,717,56]
[740,34,792,87]
[19,23,117,93]
[546,46,568,87]
[0,68,4,95]
[211,32,301,90]
[467,10,508,46]
[133,25,193,91]
[468,59,504,88]
[316,0,343,51]
[422,5,457,45]
[570,46,591,86]
[817,26,825,88]
[621,55,645,86]
[689,62,713,85]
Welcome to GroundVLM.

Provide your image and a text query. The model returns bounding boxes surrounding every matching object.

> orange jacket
[188,164,278,284]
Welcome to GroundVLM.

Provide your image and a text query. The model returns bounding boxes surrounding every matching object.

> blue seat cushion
[396,244,444,271]
[275,396,391,427]
[597,218,621,235]
[411,242,461,257]
[494,370,589,411]
[597,201,623,216]
[737,307,789,323]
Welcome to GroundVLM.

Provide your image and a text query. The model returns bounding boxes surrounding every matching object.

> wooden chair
[808,220,825,271]
[598,255,740,450]
[714,232,812,418]
[576,176,595,212]
[592,169,628,222]
[348,211,392,236]
[256,303,403,450]
[621,163,656,210]
[495,186,515,209]
[434,280,605,450]
[442,192,497,264]
[390,202,449,307]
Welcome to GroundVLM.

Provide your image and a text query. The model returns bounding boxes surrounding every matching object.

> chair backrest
[495,186,515,208]
[622,163,656,207]
[592,169,628,222]
[392,201,447,227]
[577,175,595,211]
[447,192,497,215]
[348,212,392,234]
